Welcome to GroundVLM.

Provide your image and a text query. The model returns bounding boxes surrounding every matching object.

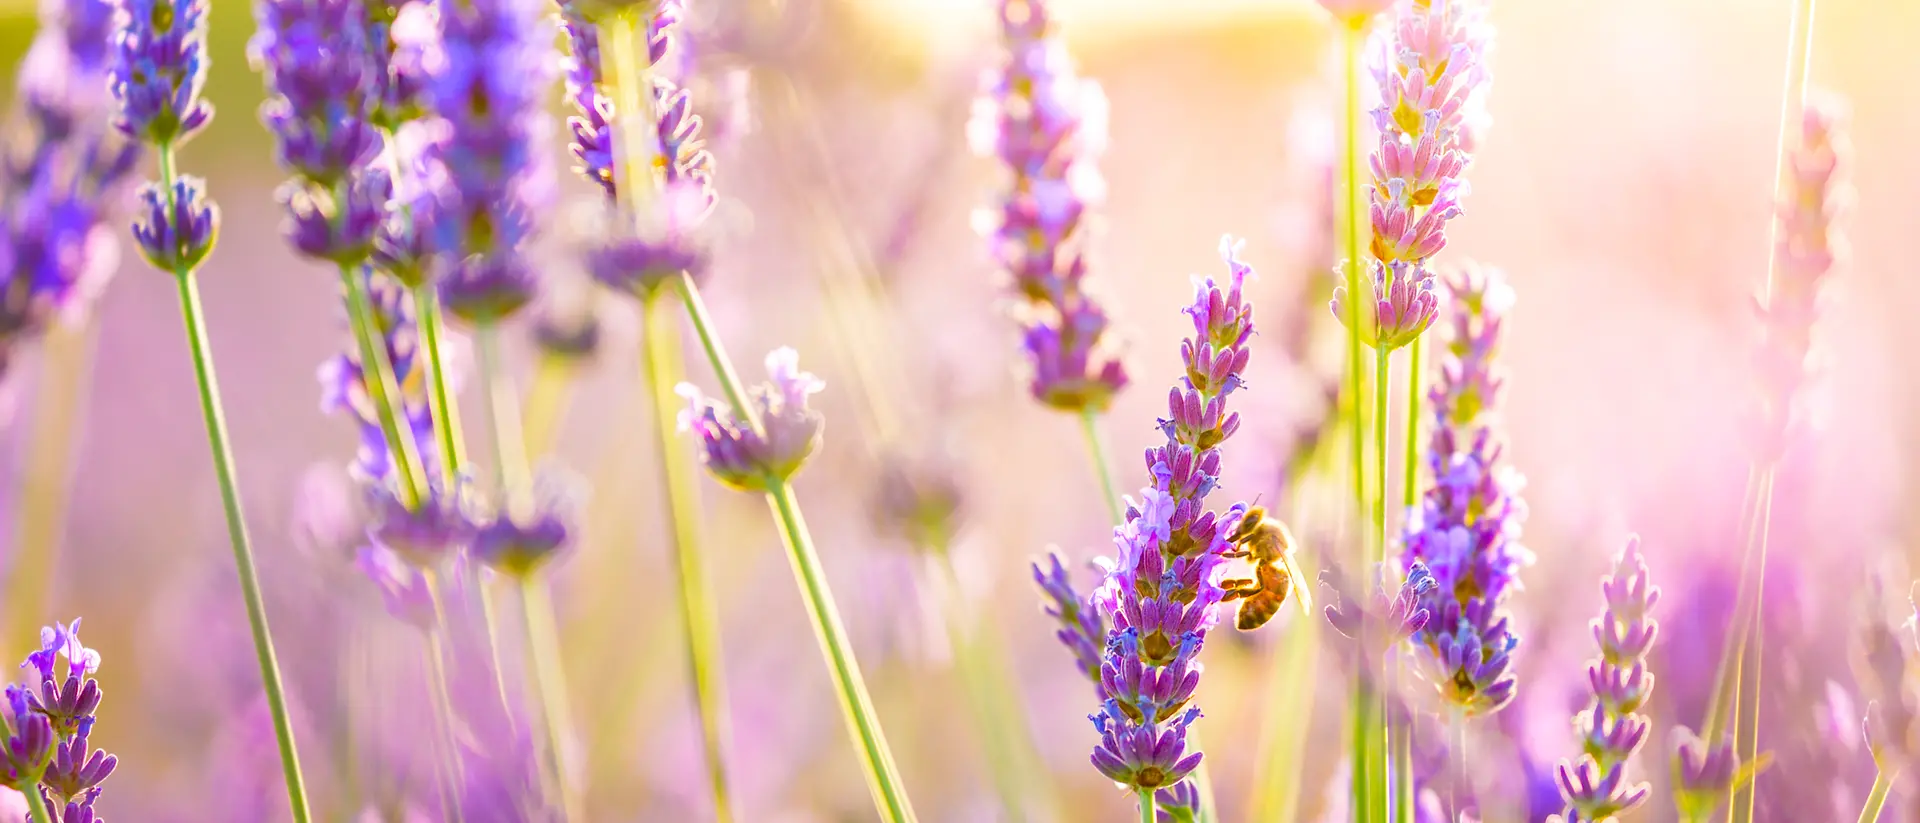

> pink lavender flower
[1402,265,1530,716]
[678,347,825,492]
[1671,727,1742,820]
[419,0,556,323]
[1552,538,1659,821]
[1751,93,1848,460]
[1068,238,1256,806]
[972,0,1126,412]
[1332,0,1492,352]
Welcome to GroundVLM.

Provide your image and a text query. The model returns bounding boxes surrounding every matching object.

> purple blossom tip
[1553,757,1648,822]
[108,0,214,145]
[1154,779,1201,822]
[472,471,583,576]
[585,181,713,297]
[677,347,825,492]
[280,169,392,265]
[365,474,479,567]
[1670,726,1768,821]
[130,176,217,272]
[1033,552,1105,685]
[1090,702,1202,792]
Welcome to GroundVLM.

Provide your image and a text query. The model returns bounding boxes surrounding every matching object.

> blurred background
[1,0,1917,819]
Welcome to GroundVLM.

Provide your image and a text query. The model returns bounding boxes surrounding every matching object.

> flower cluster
[1075,238,1256,805]
[1402,265,1530,715]
[1852,581,1918,767]
[110,0,221,275]
[420,0,556,323]
[1553,538,1660,821]
[1751,94,1848,460]
[1332,0,1492,351]
[971,0,1127,413]
[3,621,117,818]
[581,0,718,298]
[679,347,826,492]
[1323,561,1436,665]
[0,0,139,380]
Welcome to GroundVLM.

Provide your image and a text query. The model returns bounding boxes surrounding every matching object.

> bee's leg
[1220,549,1250,559]
[1219,578,1257,601]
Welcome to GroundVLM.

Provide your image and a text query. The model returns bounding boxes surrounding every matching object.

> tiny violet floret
[7,621,117,811]
[130,176,218,273]
[677,347,825,492]
[472,472,583,577]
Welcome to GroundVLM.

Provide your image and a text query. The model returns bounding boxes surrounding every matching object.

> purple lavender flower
[1034,553,1106,685]
[107,0,215,146]
[129,176,217,272]
[1072,237,1257,805]
[9,621,117,811]
[1853,580,1917,765]
[555,2,612,196]
[1671,727,1748,821]
[1551,538,1659,821]
[249,0,384,185]
[1154,780,1202,823]
[1751,93,1848,460]
[678,347,825,492]
[17,0,118,141]
[471,471,582,576]
[1331,0,1492,352]
[1323,561,1436,665]
[418,0,556,324]
[971,0,1127,413]
[1403,265,1530,716]
[366,473,479,567]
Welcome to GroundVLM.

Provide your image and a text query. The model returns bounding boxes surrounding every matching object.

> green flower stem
[1339,18,1370,565]
[24,783,51,823]
[1703,467,1765,743]
[1079,407,1126,525]
[3,324,91,661]
[1138,788,1156,823]
[1391,676,1412,823]
[474,323,579,819]
[158,143,313,823]
[422,570,469,823]
[1730,469,1777,823]
[414,285,467,479]
[640,289,736,822]
[766,481,918,823]
[521,354,577,459]
[1449,710,1466,822]
[1403,333,1423,508]
[1856,765,1897,823]
[1350,681,1380,823]
[340,265,428,507]
[1373,347,1389,573]
[520,572,586,823]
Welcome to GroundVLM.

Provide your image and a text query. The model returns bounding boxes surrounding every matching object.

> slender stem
[339,263,428,506]
[422,570,468,823]
[475,576,516,733]
[1402,333,1423,508]
[1730,470,1777,823]
[640,289,736,822]
[1138,787,1156,823]
[1856,765,1897,823]
[1374,348,1389,565]
[1760,0,1820,303]
[1079,407,1126,525]
[159,143,313,823]
[932,543,1041,822]
[1351,678,1379,823]
[24,786,50,823]
[1704,467,1764,742]
[1390,670,1411,823]
[521,354,576,459]
[1450,711,1465,822]
[1340,18,1370,566]
[675,273,759,432]
[3,324,92,661]
[414,285,466,480]
[520,573,585,822]
[473,323,531,506]
[765,481,918,823]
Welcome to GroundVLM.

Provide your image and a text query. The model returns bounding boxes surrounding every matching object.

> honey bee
[1220,506,1312,631]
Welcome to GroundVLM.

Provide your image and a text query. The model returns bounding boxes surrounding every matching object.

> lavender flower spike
[678,347,825,492]
[1751,92,1849,460]
[108,0,214,145]
[1552,537,1659,821]
[1331,0,1492,351]
[1403,265,1531,716]
[421,0,556,324]
[1671,726,1767,822]
[1079,237,1257,810]
[972,0,1127,412]
[8,621,118,815]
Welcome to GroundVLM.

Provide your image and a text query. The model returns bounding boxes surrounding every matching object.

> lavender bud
[1552,538,1660,820]
[1033,552,1105,686]
[280,169,392,265]
[438,253,539,324]
[41,724,116,800]
[1671,727,1747,821]
[1154,781,1201,823]
[249,0,384,185]
[1,689,54,788]
[130,176,217,272]
[108,0,215,145]
[1089,702,1203,793]
[677,347,825,492]
[530,277,603,361]
[585,181,712,297]
[364,475,479,567]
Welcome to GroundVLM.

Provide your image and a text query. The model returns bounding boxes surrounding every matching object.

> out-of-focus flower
[1324,561,1435,666]
[420,0,555,324]
[108,0,215,145]
[365,473,478,567]
[1332,0,1492,351]
[318,272,439,483]
[1063,238,1257,809]
[871,448,968,551]
[529,272,603,361]
[1403,266,1530,716]
[1853,580,1917,766]
[678,347,825,492]
[355,544,437,627]
[1551,538,1659,821]
[472,471,583,576]
[249,0,384,186]
[1670,727,1758,821]
[972,0,1127,413]
[586,180,712,297]
[1751,92,1849,460]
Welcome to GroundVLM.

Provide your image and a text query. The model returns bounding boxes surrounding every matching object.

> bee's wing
[1281,551,1313,616]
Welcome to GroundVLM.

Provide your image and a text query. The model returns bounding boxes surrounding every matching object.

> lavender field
[0,0,1914,820]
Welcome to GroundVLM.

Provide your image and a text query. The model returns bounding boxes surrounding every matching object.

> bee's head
[1229,505,1267,542]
